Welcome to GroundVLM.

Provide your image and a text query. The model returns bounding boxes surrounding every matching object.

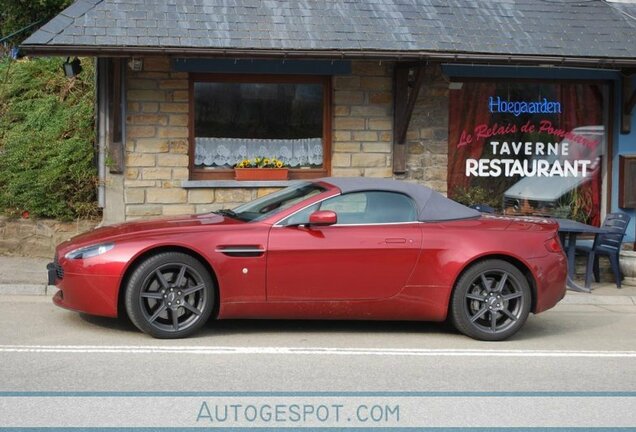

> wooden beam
[626,87,636,116]
[393,64,425,174]
[398,66,424,144]
[107,58,124,174]
[393,65,409,174]
[621,73,634,134]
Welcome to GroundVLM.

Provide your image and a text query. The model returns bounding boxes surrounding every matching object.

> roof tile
[39,14,74,35]
[24,30,56,45]
[20,0,636,61]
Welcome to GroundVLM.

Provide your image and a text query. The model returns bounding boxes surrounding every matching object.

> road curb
[561,293,636,305]
[0,284,55,296]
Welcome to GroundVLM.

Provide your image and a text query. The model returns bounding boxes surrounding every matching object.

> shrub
[0,56,98,220]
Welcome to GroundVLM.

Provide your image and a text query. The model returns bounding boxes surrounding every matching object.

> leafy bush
[0,1,73,45]
[0,56,99,220]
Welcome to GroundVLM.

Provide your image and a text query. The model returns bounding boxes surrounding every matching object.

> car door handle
[385,238,407,244]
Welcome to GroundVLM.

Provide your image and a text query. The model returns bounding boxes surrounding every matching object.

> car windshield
[226,182,326,222]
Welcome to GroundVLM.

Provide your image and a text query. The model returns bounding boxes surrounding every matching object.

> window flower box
[234,167,289,181]
[234,157,289,181]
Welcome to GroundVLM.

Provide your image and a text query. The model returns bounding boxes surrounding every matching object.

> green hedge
[0,56,98,220]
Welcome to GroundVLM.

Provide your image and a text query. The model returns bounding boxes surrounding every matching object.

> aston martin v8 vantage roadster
[48,178,567,341]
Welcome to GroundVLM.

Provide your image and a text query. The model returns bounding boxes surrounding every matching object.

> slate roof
[21,0,636,63]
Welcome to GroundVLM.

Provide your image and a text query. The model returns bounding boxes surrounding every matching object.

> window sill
[188,168,329,183]
[182,180,301,188]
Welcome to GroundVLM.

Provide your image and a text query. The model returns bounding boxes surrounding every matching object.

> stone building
[21,0,636,243]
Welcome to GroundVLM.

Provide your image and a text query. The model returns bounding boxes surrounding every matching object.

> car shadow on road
[77,312,138,334]
[72,309,619,342]
[199,318,462,339]
[75,312,459,338]
[199,318,582,342]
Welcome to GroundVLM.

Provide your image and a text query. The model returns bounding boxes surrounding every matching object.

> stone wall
[332,62,450,191]
[331,61,394,178]
[124,56,189,219]
[122,57,448,220]
[402,64,449,194]
[0,217,98,258]
[124,57,266,219]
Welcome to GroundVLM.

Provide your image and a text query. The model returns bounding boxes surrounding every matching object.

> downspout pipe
[96,58,106,209]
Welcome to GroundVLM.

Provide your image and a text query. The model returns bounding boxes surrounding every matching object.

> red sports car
[47,178,567,341]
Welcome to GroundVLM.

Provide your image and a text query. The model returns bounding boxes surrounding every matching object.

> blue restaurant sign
[488,96,562,117]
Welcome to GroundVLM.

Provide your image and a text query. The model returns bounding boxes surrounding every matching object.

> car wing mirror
[308,210,337,226]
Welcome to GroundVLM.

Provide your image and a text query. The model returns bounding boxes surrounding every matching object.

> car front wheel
[124,252,215,338]
[450,259,531,341]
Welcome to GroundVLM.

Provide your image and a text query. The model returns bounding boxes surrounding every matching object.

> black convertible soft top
[320,177,481,222]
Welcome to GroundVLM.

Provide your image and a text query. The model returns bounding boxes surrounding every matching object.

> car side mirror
[308,210,337,226]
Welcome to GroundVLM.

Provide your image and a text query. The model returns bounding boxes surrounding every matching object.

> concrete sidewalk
[0,255,635,305]
[0,256,55,296]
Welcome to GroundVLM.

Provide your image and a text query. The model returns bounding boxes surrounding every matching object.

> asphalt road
[1,295,635,393]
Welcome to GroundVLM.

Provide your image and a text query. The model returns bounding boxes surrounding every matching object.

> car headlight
[65,243,114,260]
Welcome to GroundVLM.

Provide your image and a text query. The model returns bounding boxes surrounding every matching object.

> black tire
[451,259,531,341]
[124,252,215,338]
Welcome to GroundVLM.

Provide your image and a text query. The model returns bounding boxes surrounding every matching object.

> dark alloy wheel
[451,259,531,341]
[125,252,215,338]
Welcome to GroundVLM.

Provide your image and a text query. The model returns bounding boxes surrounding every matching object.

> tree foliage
[0,0,73,44]
[0,57,99,220]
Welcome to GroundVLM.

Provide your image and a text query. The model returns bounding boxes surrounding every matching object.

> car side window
[280,191,417,226]
[318,192,367,224]
[367,192,418,223]
[281,203,320,226]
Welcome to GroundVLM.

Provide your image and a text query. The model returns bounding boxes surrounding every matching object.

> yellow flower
[235,156,288,168]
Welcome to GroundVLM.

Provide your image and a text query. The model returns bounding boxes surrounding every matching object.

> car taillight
[544,236,562,253]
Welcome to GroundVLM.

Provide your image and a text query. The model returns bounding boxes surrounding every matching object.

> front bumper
[47,256,122,318]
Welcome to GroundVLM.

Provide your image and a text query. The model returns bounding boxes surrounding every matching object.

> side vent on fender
[215,246,266,258]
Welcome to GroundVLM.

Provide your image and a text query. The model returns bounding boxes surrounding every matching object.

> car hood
[58,213,241,250]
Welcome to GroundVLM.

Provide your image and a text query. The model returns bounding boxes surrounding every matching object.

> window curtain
[447,82,497,192]
[195,137,324,168]
[559,84,604,226]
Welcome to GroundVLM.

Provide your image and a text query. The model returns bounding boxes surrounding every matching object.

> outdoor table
[556,218,609,293]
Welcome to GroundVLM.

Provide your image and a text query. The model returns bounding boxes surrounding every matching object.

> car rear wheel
[451,259,531,341]
[124,252,215,339]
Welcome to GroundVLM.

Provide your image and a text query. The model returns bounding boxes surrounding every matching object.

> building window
[448,80,610,226]
[189,74,331,180]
